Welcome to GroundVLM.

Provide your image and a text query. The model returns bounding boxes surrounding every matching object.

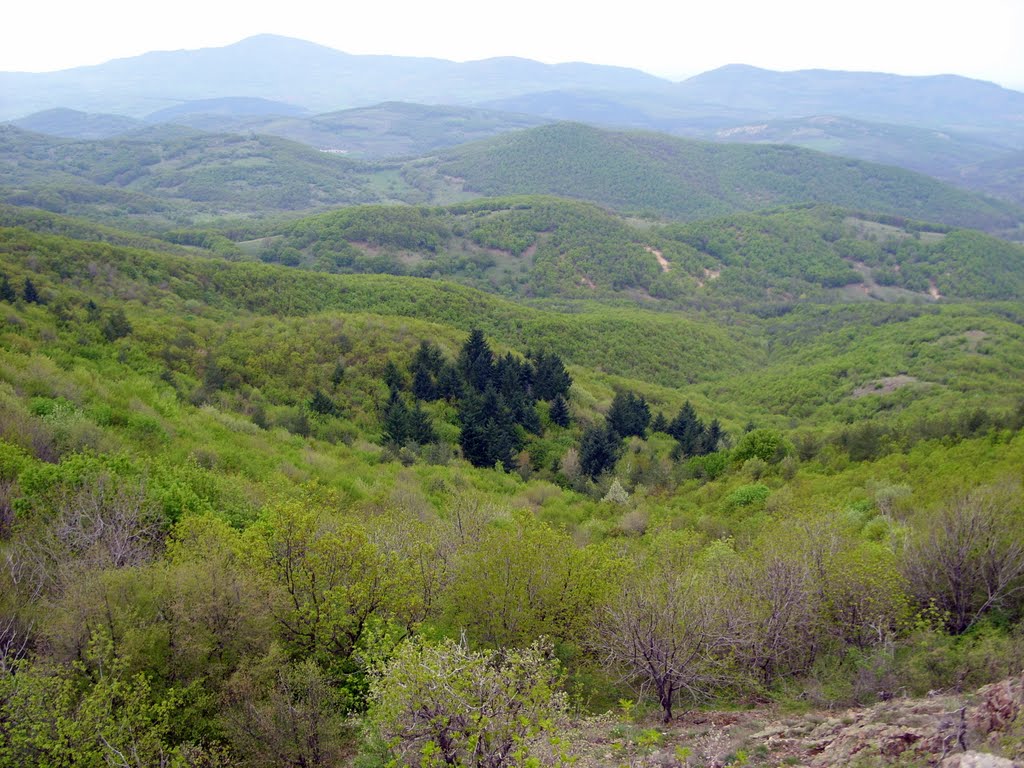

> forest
[0,205,1023,767]
[3,57,1024,763]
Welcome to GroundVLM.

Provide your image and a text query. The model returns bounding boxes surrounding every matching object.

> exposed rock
[941,752,1022,768]
[970,677,1023,735]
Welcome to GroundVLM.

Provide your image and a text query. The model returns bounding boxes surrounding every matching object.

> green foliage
[732,429,792,464]
[366,637,571,768]
[421,123,1022,232]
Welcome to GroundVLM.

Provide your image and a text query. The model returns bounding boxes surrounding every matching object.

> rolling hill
[147,101,552,159]
[0,124,402,227]
[414,123,1024,235]
[231,197,1024,306]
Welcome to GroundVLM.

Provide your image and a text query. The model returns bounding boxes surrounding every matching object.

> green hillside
[155,101,552,159]
[230,197,1024,305]
[0,125,408,228]
[415,123,1024,235]
[2,191,1024,766]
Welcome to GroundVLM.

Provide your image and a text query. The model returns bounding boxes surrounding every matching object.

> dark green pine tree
[330,360,346,386]
[701,418,724,455]
[22,278,40,304]
[436,362,464,402]
[408,401,437,445]
[531,350,572,400]
[651,411,669,434]
[458,329,494,393]
[381,388,411,446]
[669,401,706,457]
[309,389,339,417]
[495,353,539,433]
[383,360,406,392]
[411,365,437,402]
[549,394,570,428]
[606,391,651,438]
[458,385,520,471]
[0,273,15,303]
[101,307,133,341]
[579,423,622,480]
[411,339,445,376]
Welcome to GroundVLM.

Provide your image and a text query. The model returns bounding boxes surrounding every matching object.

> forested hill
[416,123,1024,235]
[5,120,1023,240]
[238,197,1024,304]
[3,212,1024,766]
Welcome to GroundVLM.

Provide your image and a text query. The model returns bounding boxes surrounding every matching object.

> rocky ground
[564,676,1024,767]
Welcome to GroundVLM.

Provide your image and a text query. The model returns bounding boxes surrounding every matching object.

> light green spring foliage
[1,206,1024,763]
[366,637,572,768]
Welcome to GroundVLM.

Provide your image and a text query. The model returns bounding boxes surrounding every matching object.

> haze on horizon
[3,0,1023,89]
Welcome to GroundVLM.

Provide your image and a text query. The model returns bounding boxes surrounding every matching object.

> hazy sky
[4,0,1023,88]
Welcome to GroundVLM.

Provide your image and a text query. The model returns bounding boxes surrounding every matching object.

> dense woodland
[2,59,1024,765]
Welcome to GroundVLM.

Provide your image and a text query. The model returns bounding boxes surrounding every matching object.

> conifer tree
[411,365,437,402]
[22,278,40,304]
[651,411,668,434]
[549,395,570,428]
[436,363,464,401]
[309,389,339,417]
[408,402,437,445]
[383,360,406,392]
[531,350,572,400]
[0,273,14,303]
[607,391,651,438]
[382,389,411,445]
[669,401,706,457]
[458,385,520,471]
[458,329,494,393]
[579,423,621,480]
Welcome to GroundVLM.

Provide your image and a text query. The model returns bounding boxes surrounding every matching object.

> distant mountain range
[4,34,1023,208]
[0,35,667,120]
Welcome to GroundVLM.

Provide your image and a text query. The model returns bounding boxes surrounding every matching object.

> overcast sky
[4,0,1023,88]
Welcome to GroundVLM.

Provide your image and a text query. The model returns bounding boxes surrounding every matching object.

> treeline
[380,330,572,470]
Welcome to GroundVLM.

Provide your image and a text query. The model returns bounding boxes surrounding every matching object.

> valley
[1,34,1023,768]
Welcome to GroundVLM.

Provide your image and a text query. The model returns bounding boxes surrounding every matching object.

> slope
[413,123,1024,235]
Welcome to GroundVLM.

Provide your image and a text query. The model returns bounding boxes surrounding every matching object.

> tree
[903,483,1024,634]
[22,278,40,304]
[411,365,437,402]
[458,386,520,471]
[578,423,621,480]
[367,637,570,768]
[101,307,132,341]
[444,511,611,648]
[407,401,437,445]
[668,401,705,457]
[383,360,406,392]
[548,395,570,428]
[732,428,791,465]
[458,329,494,393]
[592,533,732,723]
[650,411,668,435]
[0,273,14,303]
[606,390,650,439]
[531,350,572,401]
[309,388,339,417]
[246,501,413,699]
[381,389,411,446]
[222,650,348,768]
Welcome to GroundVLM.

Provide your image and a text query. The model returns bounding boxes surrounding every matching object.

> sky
[3,0,1023,88]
